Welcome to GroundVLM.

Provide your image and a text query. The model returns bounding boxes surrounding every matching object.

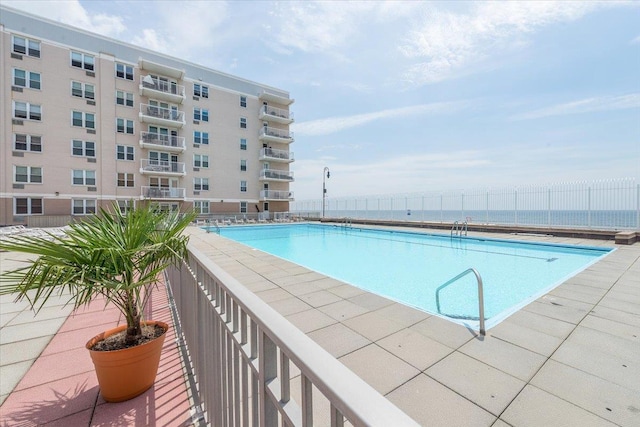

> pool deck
[1,224,639,426]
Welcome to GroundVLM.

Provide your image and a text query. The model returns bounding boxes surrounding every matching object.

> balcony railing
[140,159,185,175]
[141,186,185,199]
[140,76,185,103]
[261,190,294,200]
[139,103,185,128]
[259,147,294,163]
[259,126,294,143]
[165,245,418,426]
[140,131,186,152]
[260,169,294,181]
[259,105,294,124]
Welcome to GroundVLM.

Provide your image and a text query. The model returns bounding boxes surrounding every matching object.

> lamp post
[322,167,330,218]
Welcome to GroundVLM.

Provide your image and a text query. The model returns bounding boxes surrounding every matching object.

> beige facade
[0,7,294,226]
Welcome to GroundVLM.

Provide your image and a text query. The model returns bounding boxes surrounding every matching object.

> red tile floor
[0,282,195,426]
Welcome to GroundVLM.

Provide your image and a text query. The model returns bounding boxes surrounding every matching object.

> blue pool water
[214,224,611,329]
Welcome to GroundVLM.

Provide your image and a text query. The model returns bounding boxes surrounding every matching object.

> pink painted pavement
[0,281,195,426]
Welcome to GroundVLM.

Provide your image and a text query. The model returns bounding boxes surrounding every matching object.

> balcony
[140,159,186,176]
[139,76,185,104]
[260,190,294,201]
[139,104,185,128]
[259,126,294,144]
[141,186,185,200]
[139,58,185,80]
[140,131,186,153]
[259,147,294,163]
[258,90,294,106]
[260,169,294,182]
[259,105,294,125]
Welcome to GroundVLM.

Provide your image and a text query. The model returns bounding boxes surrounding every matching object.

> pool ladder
[205,219,220,235]
[435,267,485,336]
[451,220,468,237]
[342,217,353,228]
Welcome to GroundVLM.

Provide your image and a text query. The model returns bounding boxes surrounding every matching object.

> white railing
[260,147,294,162]
[292,178,640,230]
[166,245,419,427]
[260,169,294,181]
[141,186,185,199]
[261,105,294,121]
[140,76,185,97]
[140,131,186,149]
[261,190,294,200]
[260,126,294,141]
[140,159,185,174]
[140,103,184,122]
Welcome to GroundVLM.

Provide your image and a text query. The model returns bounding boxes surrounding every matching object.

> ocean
[311,209,639,230]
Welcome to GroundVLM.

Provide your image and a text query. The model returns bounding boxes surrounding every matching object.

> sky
[4,0,640,201]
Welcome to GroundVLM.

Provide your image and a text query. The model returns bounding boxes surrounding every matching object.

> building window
[71,51,95,71]
[13,69,40,89]
[72,169,96,186]
[240,180,247,192]
[12,35,40,58]
[194,201,210,214]
[115,63,134,80]
[117,173,134,187]
[117,200,134,213]
[72,140,96,158]
[15,197,43,215]
[194,84,209,98]
[72,111,95,129]
[194,154,209,168]
[194,131,209,145]
[14,134,42,152]
[240,138,247,150]
[240,117,247,129]
[194,108,209,122]
[116,145,135,161]
[194,178,209,191]
[72,199,96,215]
[240,160,247,171]
[14,166,42,184]
[240,96,247,108]
[116,118,134,134]
[116,90,134,107]
[71,81,95,99]
[13,101,41,121]
[240,201,248,213]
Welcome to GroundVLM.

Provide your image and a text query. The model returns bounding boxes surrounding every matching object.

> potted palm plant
[0,203,196,402]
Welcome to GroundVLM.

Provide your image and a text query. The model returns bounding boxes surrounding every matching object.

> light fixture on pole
[322,167,330,218]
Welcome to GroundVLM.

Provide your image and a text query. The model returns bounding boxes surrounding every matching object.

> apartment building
[0,6,294,226]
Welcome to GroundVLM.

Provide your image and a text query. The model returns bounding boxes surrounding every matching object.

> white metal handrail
[140,159,185,174]
[166,244,419,426]
[140,103,184,121]
[261,105,294,121]
[435,268,485,335]
[260,126,294,140]
[140,75,185,96]
[140,131,185,149]
[260,147,294,161]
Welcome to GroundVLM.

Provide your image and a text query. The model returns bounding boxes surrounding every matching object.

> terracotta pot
[86,321,168,402]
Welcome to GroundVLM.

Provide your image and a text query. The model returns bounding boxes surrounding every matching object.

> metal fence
[292,178,640,230]
[166,244,419,427]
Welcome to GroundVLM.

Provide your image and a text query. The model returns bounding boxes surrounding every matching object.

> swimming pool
[214,224,611,330]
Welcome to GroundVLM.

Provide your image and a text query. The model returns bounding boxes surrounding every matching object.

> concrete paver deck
[1,223,639,426]
[0,253,196,426]
[185,225,640,426]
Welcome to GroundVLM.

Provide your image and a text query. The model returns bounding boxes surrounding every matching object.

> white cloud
[292,150,491,199]
[631,35,640,44]
[511,93,640,120]
[4,0,125,37]
[399,1,621,86]
[294,101,469,136]
[133,2,229,57]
